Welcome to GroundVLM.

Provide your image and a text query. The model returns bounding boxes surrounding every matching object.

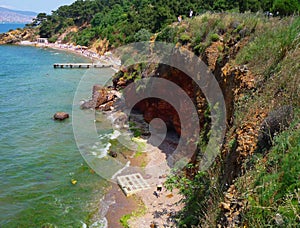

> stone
[109,151,118,158]
[112,112,128,128]
[81,84,116,110]
[256,105,293,152]
[99,101,114,111]
[80,100,95,109]
[53,112,69,121]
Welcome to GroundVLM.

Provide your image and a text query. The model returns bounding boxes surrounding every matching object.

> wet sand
[104,183,140,228]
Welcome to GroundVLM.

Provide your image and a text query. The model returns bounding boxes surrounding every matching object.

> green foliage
[210,33,220,42]
[134,29,152,42]
[156,26,178,43]
[73,28,96,46]
[34,0,298,46]
[272,0,300,16]
[129,121,142,137]
[120,197,146,227]
[48,36,58,43]
[120,214,131,228]
[179,33,191,44]
[236,17,300,78]
[165,167,218,226]
[240,124,300,226]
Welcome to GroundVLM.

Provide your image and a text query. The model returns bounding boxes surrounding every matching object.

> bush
[48,36,58,43]
[210,33,220,42]
[156,26,178,43]
[242,126,300,226]
[179,33,191,44]
[134,29,152,42]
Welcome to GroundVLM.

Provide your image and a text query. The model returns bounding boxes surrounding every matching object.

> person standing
[178,15,182,23]
[189,9,193,18]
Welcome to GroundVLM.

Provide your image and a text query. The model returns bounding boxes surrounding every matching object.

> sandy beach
[19,40,121,68]
[104,136,183,228]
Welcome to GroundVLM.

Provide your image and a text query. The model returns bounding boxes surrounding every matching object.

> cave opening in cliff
[129,98,181,156]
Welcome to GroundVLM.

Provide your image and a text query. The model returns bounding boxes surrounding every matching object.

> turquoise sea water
[0,45,114,227]
[0,24,26,33]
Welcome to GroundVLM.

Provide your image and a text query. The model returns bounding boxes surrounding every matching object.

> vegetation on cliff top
[160,13,299,227]
[111,11,299,226]
[27,0,300,48]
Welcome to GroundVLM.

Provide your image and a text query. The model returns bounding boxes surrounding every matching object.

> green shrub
[179,33,191,44]
[48,36,58,43]
[210,33,219,42]
[134,29,152,42]
[239,119,300,227]
[156,26,178,43]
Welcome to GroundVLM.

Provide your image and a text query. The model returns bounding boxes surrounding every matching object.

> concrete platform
[117,173,150,196]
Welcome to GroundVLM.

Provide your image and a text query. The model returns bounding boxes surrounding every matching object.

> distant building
[37,38,48,44]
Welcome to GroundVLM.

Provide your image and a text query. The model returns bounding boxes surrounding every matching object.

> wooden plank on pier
[53,63,113,69]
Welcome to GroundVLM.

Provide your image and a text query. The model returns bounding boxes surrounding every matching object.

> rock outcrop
[80,85,119,111]
[53,112,69,121]
[256,105,293,152]
[0,28,37,45]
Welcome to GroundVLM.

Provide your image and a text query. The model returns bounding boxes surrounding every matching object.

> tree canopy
[30,0,300,46]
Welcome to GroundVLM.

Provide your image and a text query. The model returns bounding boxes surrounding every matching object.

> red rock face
[127,66,201,137]
[135,98,181,134]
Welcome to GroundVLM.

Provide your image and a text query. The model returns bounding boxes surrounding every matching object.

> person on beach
[154,183,163,198]
[157,183,163,192]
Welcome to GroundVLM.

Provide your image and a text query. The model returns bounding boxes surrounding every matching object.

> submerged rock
[53,112,69,121]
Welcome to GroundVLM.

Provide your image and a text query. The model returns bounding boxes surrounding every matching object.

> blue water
[0,45,114,227]
[0,24,26,33]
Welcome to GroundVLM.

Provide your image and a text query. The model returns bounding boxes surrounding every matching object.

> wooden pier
[53,63,113,69]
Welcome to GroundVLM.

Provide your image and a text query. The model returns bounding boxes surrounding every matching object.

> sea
[0,42,116,227]
[0,23,26,33]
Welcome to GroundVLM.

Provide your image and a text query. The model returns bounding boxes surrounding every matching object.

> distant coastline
[0,7,36,24]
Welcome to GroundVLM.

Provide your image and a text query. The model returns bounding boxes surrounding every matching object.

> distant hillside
[0,7,37,23]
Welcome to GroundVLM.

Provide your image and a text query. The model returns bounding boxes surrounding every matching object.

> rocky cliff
[104,13,299,226]
[0,28,37,44]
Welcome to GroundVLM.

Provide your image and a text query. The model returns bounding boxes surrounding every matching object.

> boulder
[53,112,69,121]
[256,105,293,152]
[99,101,114,111]
[81,84,116,110]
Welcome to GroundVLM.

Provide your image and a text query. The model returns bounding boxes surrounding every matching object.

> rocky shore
[23,37,183,227]
[80,77,184,227]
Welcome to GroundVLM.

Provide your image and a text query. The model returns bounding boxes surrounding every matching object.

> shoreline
[103,136,183,228]
[18,41,121,69]
[18,40,183,227]
[28,41,144,227]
